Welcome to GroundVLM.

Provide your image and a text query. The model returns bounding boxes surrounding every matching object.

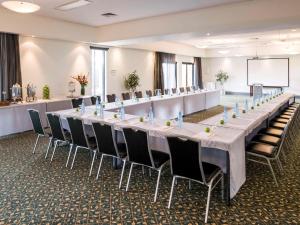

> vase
[80,85,86,96]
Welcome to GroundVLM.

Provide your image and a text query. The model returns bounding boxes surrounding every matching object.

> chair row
[246,101,300,186]
[28,109,223,223]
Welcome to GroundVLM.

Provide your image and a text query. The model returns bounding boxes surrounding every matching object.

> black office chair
[28,109,52,154]
[186,87,191,92]
[71,98,83,108]
[135,91,143,98]
[107,94,116,103]
[122,127,169,202]
[179,87,185,93]
[164,89,170,95]
[154,89,162,96]
[146,90,153,97]
[66,117,97,176]
[91,96,101,105]
[46,113,71,162]
[166,136,223,223]
[122,92,131,100]
[172,88,177,94]
[92,122,127,188]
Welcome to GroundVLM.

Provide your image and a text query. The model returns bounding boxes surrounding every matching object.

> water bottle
[223,106,228,122]
[99,103,104,119]
[80,101,85,115]
[149,106,154,124]
[96,98,100,115]
[245,99,248,111]
[235,103,239,116]
[177,111,183,128]
[120,105,125,120]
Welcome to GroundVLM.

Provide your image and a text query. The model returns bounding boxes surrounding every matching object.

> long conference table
[53,92,295,204]
[0,89,220,137]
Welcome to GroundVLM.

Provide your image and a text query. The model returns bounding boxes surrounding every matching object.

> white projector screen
[247,58,289,87]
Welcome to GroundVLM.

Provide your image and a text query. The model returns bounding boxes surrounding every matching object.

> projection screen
[247,58,289,87]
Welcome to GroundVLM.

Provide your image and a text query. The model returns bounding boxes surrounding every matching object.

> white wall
[19,36,156,99]
[202,56,300,95]
[107,48,154,97]
[20,36,91,99]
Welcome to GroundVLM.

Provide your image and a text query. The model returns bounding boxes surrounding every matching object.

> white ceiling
[178,29,300,50]
[0,0,248,26]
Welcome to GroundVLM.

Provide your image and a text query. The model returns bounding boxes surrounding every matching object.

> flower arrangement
[215,70,229,85]
[72,73,88,96]
[124,70,140,92]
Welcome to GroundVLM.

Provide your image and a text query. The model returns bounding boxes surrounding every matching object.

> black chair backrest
[122,92,130,100]
[91,96,101,105]
[167,136,206,183]
[123,128,153,167]
[164,89,169,95]
[135,91,143,98]
[46,113,65,141]
[179,87,185,93]
[146,90,152,97]
[71,98,83,108]
[66,117,88,147]
[107,94,116,103]
[92,122,118,157]
[154,89,162,96]
[186,87,191,92]
[28,109,45,135]
[172,88,177,94]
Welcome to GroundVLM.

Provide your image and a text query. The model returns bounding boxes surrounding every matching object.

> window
[163,62,177,89]
[91,47,107,100]
[181,62,195,87]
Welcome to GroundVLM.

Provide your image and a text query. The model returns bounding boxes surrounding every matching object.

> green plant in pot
[215,70,229,95]
[124,70,140,96]
[42,85,50,99]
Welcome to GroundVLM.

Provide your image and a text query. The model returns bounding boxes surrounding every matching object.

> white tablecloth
[183,92,206,115]
[151,95,184,119]
[205,90,221,109]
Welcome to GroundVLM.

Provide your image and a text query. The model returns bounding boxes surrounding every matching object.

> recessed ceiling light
[206,33,211,36]
[101,12,117,17]
[235,54,243,57]
[288,51,299,55]
[218,50,229,54]
[1,1,40,13]
[291,29,297,32]
[56,0,92,11]
[195,45,208,49]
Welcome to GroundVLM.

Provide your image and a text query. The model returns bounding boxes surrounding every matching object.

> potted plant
[72,73,88,96]
[215,70,229,95]
[124,70,140,95]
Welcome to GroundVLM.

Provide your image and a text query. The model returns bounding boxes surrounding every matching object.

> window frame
[181,62,195,87]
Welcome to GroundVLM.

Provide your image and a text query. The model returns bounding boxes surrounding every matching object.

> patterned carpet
[0,106,300,225]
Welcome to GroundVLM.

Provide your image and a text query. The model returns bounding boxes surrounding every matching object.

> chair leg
[221,174,224,200]
[89,150,96,177]
[168,176,176,209]
[96,154,104,180]
[267,159,278,186]
[45,137,53,159]
[119,160,126,189]
[126,163,134,192]
[50,140,59,162]
[66,144,73,167]
[32,134,41,154]
[276,158,284,172]
[71,146,79,170]
[205,182,213,223]
[154,169,162,202]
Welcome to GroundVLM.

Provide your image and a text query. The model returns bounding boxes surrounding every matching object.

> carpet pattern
[0,107,300,224]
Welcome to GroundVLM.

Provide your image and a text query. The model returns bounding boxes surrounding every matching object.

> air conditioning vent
[101,12,117,17]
